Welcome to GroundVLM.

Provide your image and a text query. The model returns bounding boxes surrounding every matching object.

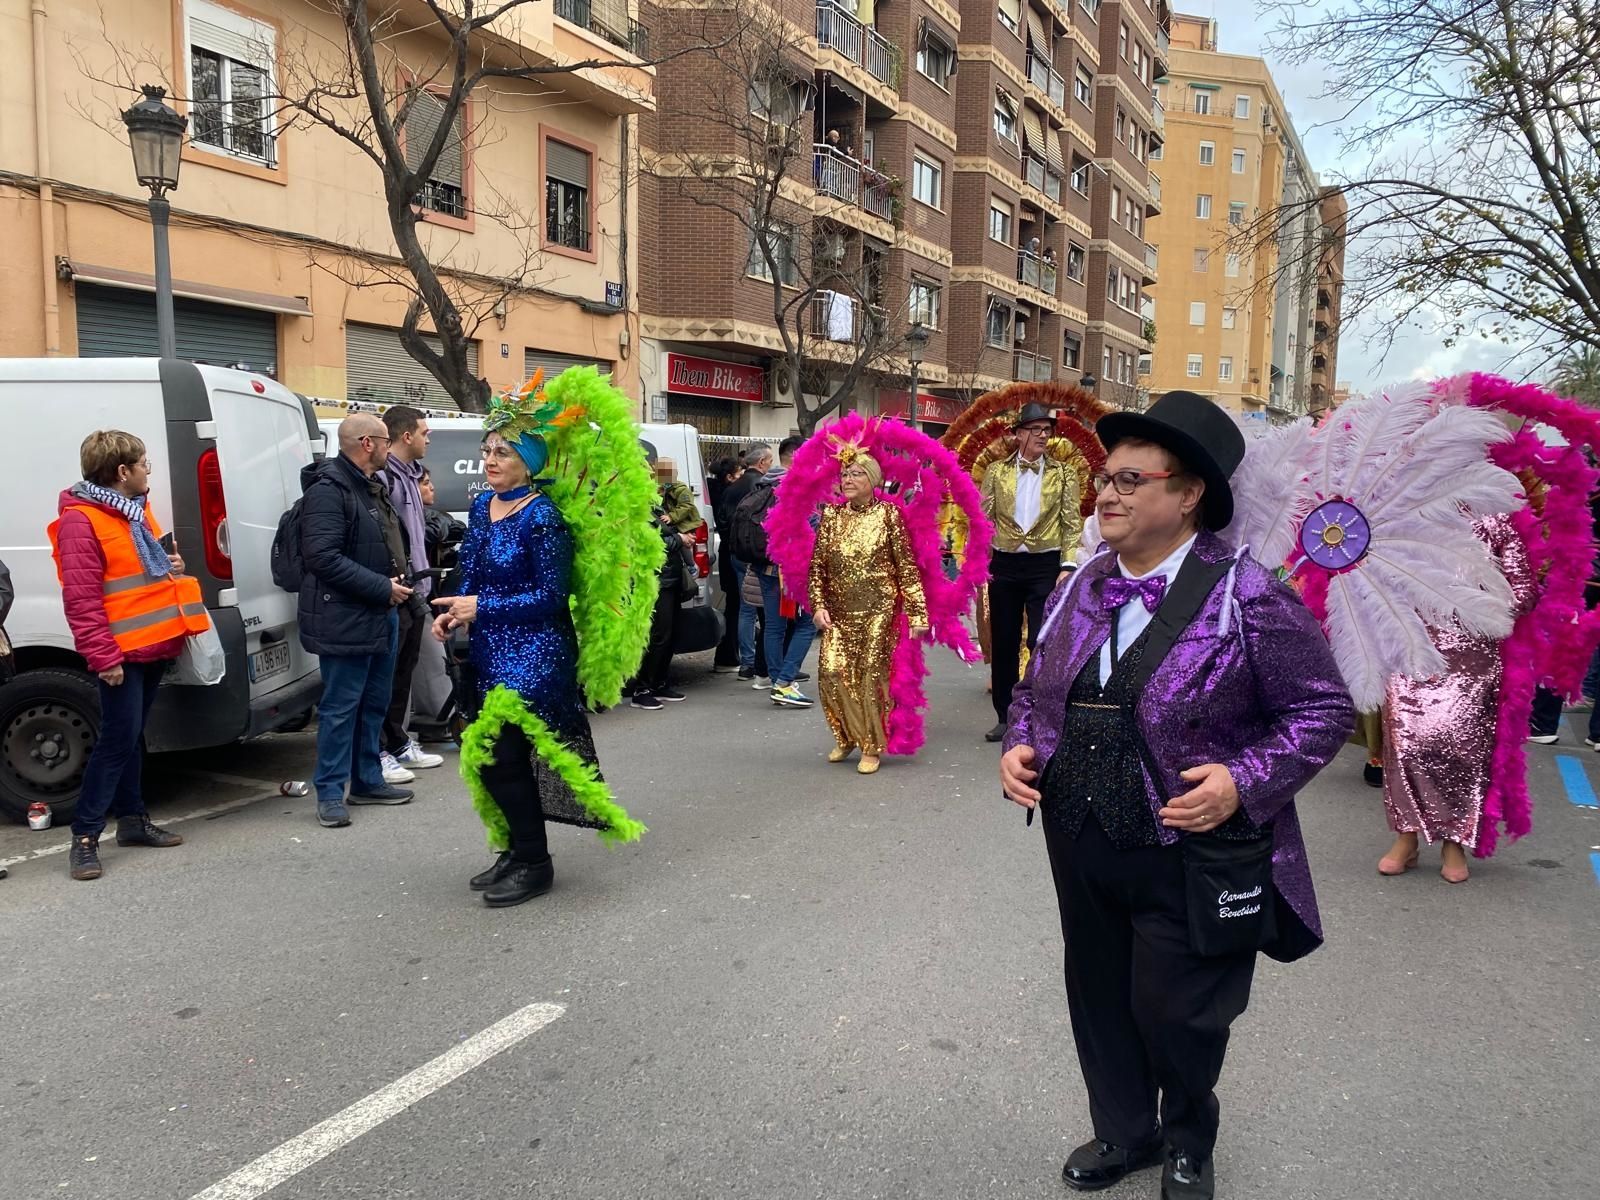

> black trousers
[383,599,425,753]
[714,551,740,667]
[635,579,681,693]
[1043,814,1257,1159]
[476,725,549,864]
[989,550,1060,723]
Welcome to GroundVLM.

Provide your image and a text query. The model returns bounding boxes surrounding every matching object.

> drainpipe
[31,0,61,355]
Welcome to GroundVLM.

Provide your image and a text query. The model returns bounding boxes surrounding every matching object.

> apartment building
[3,0,648,406]
[638,0,1169,437]
[1311,186,1347,414]
[1143,11,1341,424]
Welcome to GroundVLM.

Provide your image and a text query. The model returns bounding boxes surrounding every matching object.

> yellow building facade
[1,0,651,408]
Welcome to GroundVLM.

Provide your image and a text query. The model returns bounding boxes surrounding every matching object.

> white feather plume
[1224,418,1314,566]
[1324,567,1448,710]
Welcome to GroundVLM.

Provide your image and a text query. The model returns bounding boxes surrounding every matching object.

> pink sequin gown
[1381,515,1535,849]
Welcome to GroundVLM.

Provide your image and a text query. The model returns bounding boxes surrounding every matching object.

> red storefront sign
[664,353,765,403]
[877,389,963,426]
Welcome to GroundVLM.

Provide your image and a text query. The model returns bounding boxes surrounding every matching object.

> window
[994,90,1018,145]
[1103,346,1113,377]
[1111,185,1122,225]
[1065,241,1086,281]
[1225,252,1241,277]
[1196,194,1213,219]
[187,0,276,165]
[1074,64,1094,107]
[1192,88,1211,115]
[1186,354,1203,378]
[912,154,943,207]
[989,200,1013,245]
[1192,247,1209,272]
[997,0,1022,35]
[986,299,1013,348]
[1138,352,1152,375]
[1222,306,1237,329]
[747,219,799,285]
[1234,95,1251,119]
[544,137,591,251]
[910,277,942,328]
[1107,265,1120,301]
[403,91,467,218]
[1228,201,1247,226]
[1231,148,1246,174]
[1198,141,1215,165]
[1219,356,1235,382]
[1189,301,1206,326]
[749,75,811,125]
[1119,351,1134,384]
[1119,23,1129,60]
[1070,160,1091,195]
[916,28,956,88]
[1115,107,1126,142]
[1148,140,1163,160]
[1063,330,1082,368]
[1081,0,1101,18]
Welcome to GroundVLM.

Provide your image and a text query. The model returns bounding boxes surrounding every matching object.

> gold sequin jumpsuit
[808,500,928,756]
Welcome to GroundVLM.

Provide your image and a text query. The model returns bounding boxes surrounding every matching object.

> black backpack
[730,480,779,567]
[271,497,308,592]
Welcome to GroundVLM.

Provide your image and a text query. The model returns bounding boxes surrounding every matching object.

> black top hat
[1011,402,1055,429]
[1095,391,1246,530]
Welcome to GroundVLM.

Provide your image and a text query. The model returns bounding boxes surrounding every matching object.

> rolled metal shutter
[522,349,614,380]
[1020,105,1046,160]
[1025,6,1048,56]
[75,283,278,375]
[1045,122,1066,173]
[345,322,478,411]
[545,139,590,188]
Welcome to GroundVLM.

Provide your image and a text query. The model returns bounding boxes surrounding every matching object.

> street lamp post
[1080,369,1098,398]
[121,85,187,360]
[904,321,930,427]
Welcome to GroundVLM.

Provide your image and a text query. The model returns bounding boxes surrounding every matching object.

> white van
[316,409,723,652]
[0,359,322,823]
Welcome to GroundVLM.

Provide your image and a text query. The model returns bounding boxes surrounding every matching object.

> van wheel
[0,669,101,825]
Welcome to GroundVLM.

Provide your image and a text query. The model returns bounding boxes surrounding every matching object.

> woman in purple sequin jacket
[998,392,1354,1200]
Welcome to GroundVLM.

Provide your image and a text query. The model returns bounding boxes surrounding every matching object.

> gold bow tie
[1018,458,1043,474]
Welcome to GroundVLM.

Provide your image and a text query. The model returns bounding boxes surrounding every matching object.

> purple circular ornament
[1300,498,1371,572]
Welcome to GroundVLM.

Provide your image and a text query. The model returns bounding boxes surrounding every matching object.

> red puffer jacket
[54,489,185,673]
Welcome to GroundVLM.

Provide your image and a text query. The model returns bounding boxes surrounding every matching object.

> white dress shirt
[1099,534,1199,686]
[1012,453,1045,550]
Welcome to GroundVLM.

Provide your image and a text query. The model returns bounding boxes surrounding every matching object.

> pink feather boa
[764,414,994,755]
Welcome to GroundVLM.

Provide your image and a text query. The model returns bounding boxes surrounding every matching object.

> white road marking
[187,1003,565,1200]
[0,788,279,869]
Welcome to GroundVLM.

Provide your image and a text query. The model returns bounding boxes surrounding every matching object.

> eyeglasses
[481,446,519,462]
[361,434,392,445]
[1017,425,1052,436]
[1091,469,1178,495]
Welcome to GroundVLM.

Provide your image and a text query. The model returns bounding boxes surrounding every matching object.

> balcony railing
[1146,169,1162,209]
[813,143,894,220]
[1156,26,1171,66]
[1025,51,1067,108]
[1151,94,1165,131]
[1014,350,1054,383]
[1023,152,1064,203]
[1144,242,1158,273]
[553,0,649,56]
[1017,249,1058,296]
[811,290,863,343]
[816,2,899,87]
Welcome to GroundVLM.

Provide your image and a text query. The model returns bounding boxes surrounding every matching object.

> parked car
[0,358,323,824]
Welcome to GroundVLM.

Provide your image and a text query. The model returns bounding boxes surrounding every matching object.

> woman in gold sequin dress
[808,455,928,774]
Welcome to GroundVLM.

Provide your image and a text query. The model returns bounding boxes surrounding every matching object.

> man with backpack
[286,413,416,827]
[720,443,771,682]
[732,436,815,708]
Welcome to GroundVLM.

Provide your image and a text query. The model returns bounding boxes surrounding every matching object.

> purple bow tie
[1102,575,1168,613]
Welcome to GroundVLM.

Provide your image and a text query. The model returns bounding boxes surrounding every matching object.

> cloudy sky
[1191,0,1531,394]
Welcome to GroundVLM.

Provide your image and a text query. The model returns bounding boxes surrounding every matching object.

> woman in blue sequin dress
[432,431,606,906]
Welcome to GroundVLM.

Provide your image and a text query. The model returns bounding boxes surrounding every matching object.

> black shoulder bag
[1125,551,1279,958]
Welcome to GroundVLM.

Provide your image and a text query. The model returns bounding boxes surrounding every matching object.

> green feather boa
[539,366,666,709]
[461,685,647,849]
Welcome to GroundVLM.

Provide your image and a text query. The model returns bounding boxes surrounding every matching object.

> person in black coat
[298,414,416,827]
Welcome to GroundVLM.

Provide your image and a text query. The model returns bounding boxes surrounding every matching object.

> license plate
[249,642,291,683]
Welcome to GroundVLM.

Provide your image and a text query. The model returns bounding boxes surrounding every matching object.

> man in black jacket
[299,414,416,827]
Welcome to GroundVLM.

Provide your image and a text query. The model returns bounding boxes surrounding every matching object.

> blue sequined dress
[457,490,604,829]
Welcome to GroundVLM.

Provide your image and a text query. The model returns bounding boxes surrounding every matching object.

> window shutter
[189,6,273,69]
[404,92,464,187]
[1024,6,1048,55]
[1020,105,1045,158]
[546,139,590,188]
[999,0,1023,27]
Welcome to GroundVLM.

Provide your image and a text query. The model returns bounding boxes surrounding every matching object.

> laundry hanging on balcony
[818,290,856,342]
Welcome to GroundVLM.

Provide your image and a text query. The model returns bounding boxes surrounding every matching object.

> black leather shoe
[1062,1137,1164,1191]
[469,851,514,891]
[1363,761,1383,788]
[484,857,554,907]
[984,722,1008,742]
[349,785,413,805]
[69,836,103,881]
[1161,1149,1213,1200]
[116,816,184,847]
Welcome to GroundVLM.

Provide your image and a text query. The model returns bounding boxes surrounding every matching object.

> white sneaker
[751,676,772,689]
[396,740,444,769]
[380,753,416,784]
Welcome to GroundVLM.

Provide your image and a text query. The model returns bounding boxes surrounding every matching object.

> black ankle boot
[469,851,514,891]
[116,816,184,848]
[483,857,554,907]
[70,836,103,881]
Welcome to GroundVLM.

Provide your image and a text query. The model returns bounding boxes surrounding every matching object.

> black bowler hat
[1095,390,1246,530]
[1011,402,1055,429]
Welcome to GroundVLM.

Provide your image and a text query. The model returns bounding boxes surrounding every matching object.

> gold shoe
[857,755,880,775]
[827,745,853,763]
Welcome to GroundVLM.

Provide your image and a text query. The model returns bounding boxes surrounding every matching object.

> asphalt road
[2,649,1596,1200]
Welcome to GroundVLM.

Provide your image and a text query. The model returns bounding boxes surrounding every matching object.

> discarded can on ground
[279,781,310,797]
[26,802,51,831]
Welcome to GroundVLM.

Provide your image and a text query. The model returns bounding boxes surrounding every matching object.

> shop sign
[665,353,765,403]
[877,389,963,425]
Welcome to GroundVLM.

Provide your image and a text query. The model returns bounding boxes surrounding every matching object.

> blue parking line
[1592,853,1600,886]
[1555,755,1599,808]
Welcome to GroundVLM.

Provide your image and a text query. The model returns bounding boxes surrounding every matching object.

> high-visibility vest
[48,503,211,653]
